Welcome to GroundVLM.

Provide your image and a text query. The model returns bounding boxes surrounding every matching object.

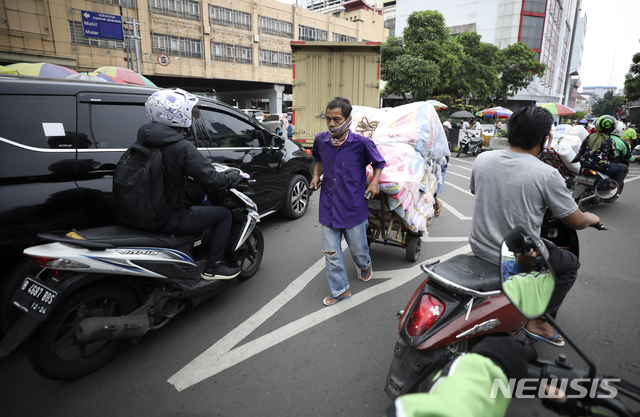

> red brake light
[406,294,445,337]
[584,169,597,176]
[27,255,60,267]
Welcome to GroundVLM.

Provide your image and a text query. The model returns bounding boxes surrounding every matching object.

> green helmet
[595,115,616,134]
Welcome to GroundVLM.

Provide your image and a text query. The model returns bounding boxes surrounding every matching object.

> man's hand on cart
[310,174,323,191]
[365,179,380,199]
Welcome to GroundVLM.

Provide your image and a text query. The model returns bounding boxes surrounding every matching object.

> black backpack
[113,141,172,231]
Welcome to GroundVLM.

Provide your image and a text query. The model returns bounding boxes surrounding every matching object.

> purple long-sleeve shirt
[312,130,386,229]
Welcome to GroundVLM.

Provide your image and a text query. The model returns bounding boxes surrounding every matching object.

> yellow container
[482,133,495,147]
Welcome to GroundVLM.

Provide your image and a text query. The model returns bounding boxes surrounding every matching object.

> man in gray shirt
[469,106,600,347]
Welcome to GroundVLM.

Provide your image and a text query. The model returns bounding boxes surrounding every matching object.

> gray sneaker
[201,262,241,280]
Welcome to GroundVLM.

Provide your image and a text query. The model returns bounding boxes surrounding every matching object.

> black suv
[0,75,314,332]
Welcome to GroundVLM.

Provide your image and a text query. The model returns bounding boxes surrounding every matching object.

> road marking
[423,236,469,242]
[445,170,471,180]
[444,182,474,197]
[625,175,640,183]
[167,243,472,391]
[440,199,473,220]
[449,164,472,172]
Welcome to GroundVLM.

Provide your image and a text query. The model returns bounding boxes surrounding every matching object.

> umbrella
[538,103,576,116]
[88,71,129,84]
[65,73,109,82]
[476,106,512,119]
[7,62,77,78]
[0,65,18,74]
[427,99,448,110]
[450,110,476,118]
[94,66,157,86]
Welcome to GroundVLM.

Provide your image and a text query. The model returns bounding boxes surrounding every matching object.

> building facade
[0,0,386,112]
[395,0,585,107]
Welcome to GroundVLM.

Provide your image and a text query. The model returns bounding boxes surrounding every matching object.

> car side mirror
[499,227,555,319]
[272,136,284,148]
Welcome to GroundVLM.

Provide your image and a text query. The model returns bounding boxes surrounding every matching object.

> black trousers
[543,239,580,319]
[161,206,232,267]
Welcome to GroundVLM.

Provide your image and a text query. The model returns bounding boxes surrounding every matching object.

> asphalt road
[1,155,639,417]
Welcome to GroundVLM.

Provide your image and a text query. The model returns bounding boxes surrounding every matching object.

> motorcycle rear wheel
[238,227,264,279]
[30,284,138,380]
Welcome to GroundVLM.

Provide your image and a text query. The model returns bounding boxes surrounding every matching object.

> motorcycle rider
[139,88,243,280]
[611,120,635,183]
[574,115,625,187]
[469,106,600,347]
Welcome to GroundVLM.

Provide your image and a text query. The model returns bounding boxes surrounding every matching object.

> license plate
[573,175,596,186]
[11,277,58,321]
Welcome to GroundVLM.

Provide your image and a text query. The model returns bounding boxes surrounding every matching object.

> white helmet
[145,88,199,128]
[612,121,625,137]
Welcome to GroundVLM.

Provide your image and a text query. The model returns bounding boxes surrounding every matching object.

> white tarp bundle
[350,102,450,234]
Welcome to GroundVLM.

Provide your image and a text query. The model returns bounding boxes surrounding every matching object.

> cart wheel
[406,236,421,262]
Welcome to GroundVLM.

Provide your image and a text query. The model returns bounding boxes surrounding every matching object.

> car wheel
[281,174,310,220]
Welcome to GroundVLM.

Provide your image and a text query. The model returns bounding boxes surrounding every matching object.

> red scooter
[384,212,604,399]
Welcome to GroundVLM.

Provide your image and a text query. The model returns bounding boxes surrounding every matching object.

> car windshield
[264,115,279,122]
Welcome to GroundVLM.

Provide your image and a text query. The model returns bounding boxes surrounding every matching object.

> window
[259,49,292,68]
[209,5,251,30]
[212,42,252,64]
[523,0,547,14]
[68,21,125,49]
[298,25,327,41]
[152,33,202,58]
[89,104,148,149]
[88,0,136,8]
[150,0,201,20]
[258,16,293,38]
[198,108,265,148]
[332,33,357,42]
[520,15,544,50]
[0,96,78,149]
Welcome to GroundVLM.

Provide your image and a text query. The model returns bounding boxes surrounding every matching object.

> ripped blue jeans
[322,219,371,297]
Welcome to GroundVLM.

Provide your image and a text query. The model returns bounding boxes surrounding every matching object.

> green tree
[591,90,626,117]
[624,51,640,101]
[380,11,462,102]
[444,32,500,101]
[495,42,546,100]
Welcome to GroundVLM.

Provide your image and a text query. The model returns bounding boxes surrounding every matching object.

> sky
[277,0,639,90]
[579,0,640,90]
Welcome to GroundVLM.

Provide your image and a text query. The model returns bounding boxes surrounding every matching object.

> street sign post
[81,10,124,41]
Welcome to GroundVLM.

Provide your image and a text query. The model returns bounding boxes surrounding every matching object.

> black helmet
[595,115,616,134]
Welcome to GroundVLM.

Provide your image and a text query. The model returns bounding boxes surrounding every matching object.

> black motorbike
[569,166,622,211]
[0,164,263,380]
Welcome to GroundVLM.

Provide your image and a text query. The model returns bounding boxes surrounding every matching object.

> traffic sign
[157,54,170,66]
[81,10,124,41]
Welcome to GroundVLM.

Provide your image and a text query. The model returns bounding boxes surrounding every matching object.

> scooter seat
[431,254,502,293]
[39,226,198,250]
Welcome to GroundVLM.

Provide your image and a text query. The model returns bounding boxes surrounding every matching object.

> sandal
[524,327,565,347]
[323,289,352,306]
[360,264,373,282]
[434,200,443,217]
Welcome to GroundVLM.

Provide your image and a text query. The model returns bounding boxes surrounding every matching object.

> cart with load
[349,101,451,262]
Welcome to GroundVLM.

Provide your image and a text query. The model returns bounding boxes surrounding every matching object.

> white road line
[422,236,469,242]
[444,182,474,197]
[625,175,640,183]
[449,164,473,172]
[167,243,472,391]
[446,170,471,180]
[440,199,473,220]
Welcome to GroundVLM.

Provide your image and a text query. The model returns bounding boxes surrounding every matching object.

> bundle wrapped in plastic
[359,102,449,234]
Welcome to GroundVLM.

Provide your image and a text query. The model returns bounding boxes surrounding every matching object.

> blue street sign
[81,10,124,41]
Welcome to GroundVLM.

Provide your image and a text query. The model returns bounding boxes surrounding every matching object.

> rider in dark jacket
[140,88,243,280]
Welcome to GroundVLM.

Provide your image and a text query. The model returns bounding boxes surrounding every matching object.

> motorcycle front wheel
[238,227,264,279]
[30,284,138,380]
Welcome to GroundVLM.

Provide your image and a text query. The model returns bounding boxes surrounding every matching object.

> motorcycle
[384,212,604,400]
[500,228,640,416]
[0,164,263,380]
[456,130,484,157]
[570,166,623,211]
